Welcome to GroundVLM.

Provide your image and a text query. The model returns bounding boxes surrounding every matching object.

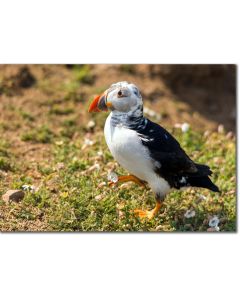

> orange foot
[134,202,162,220]
[109,174,146,187]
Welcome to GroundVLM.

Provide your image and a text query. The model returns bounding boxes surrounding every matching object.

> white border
[0,1,239,300]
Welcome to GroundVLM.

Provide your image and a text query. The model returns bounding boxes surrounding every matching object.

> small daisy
[97,150,103,157]
[21,185,36,192]
[209,216,220,228]
[144,107,156,117]
[181,122,190,133]
[184,209,196,218]
[87,120,96,129]
[84,138,94,146]
[107,171,118,183]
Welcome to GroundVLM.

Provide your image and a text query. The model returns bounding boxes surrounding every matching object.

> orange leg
[109,174,146,187]
[134,202,162,220]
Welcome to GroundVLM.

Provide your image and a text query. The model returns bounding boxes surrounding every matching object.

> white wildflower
[218,124,224,133]
[144,107,156,117]
[97,151,103,157]
[209,216,220,228]
[184,209,196,218]
[108,171,118,183]
[87,120,96,129]
[181,122,190,133]
[84,138,94,146]
[21,185,36,192]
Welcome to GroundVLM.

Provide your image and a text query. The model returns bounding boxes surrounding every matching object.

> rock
[56,162,65,170]
[0,170,8,178]
[226,131,234,139]
[2,190,25,203]
[97,182,107,188]
[95,194,104,201]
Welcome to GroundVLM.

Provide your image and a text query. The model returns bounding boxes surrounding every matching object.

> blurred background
[0,64,236,134]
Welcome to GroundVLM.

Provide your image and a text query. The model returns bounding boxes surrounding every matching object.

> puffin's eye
[118,90,122,97]
[133,89,139,96]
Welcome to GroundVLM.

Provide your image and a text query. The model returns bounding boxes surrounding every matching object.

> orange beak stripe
[106,102,112,108]
[88,95,101,112]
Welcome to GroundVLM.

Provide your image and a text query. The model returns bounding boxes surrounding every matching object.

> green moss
[21,125,54,143]
[73,65,94,85]
[49,104,74,116]
[0,157,12,171]
[119,64,136,74]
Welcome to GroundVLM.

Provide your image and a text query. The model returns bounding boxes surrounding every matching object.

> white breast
[104,113,171,196]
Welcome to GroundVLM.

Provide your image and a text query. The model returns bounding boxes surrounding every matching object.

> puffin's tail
[187,175,220,192]
[186,163,220,192]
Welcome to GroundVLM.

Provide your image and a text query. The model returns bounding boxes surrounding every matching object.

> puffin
[88,81,219,219]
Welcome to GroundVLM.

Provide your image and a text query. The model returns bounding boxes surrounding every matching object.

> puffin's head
[88,81,143,113]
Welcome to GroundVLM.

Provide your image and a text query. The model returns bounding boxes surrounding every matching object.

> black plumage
[135,118,220,192]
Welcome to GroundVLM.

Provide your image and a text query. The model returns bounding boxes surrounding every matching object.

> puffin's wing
[136,118,218,192]
[136,119,197,175]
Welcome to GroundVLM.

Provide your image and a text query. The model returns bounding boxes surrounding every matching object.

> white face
[106,81,143,113]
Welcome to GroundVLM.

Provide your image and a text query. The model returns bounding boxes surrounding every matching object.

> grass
[21,125,54,143]
[73,65,95,85]
[0,65,236,232]
[0,123,236,232]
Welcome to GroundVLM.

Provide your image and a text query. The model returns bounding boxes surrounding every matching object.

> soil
[0,64,236,168]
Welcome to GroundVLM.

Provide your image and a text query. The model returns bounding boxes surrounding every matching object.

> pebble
[203,130,210,137]
[0,170,8,177]
[88,163,100,172]
[56,162,65,170]
[95,194,104,201]
[226,131,234,139]
[207,227,220,232]
[97,182,107,188]
[2,190,25,203]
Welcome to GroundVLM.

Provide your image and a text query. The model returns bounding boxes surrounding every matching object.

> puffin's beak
[88,93,111,113]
